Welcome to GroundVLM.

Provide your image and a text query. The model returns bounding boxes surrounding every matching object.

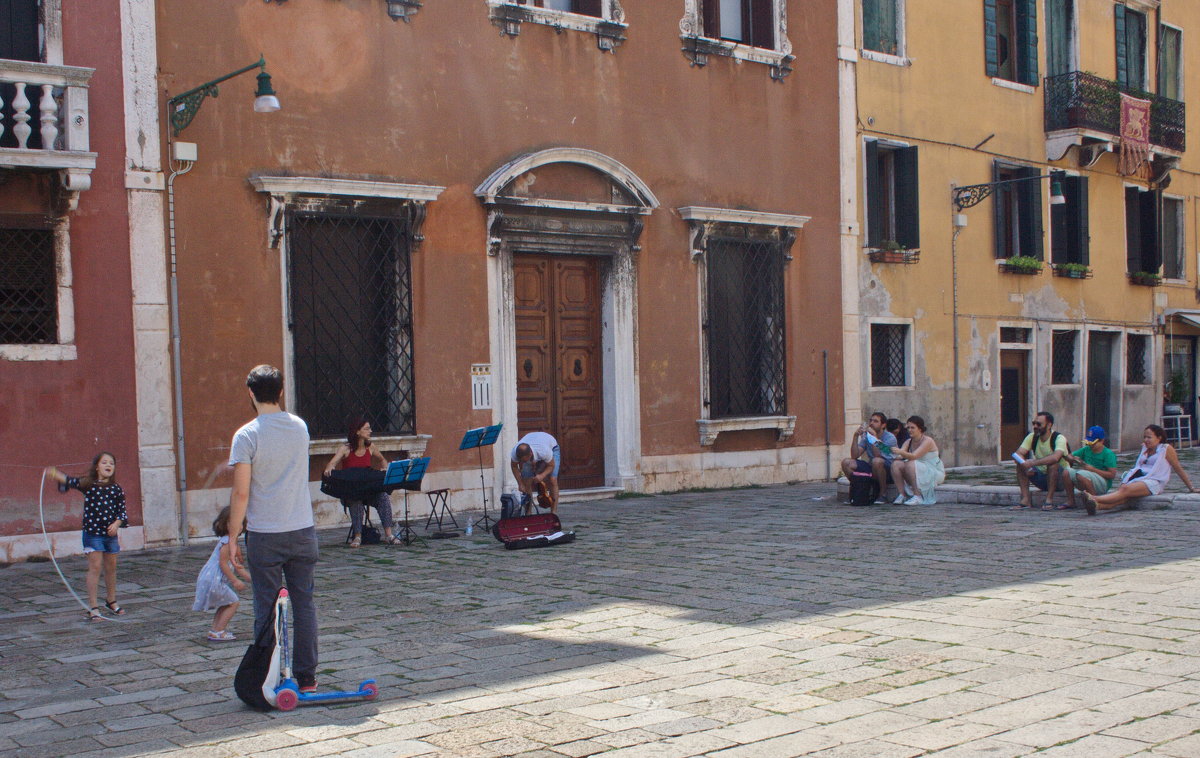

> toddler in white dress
[192,506,250,641]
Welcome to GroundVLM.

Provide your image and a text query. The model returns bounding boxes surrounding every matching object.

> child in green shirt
[1064,425,1118,502]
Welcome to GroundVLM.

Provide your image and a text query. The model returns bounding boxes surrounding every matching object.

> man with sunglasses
[1013,411,1072,510]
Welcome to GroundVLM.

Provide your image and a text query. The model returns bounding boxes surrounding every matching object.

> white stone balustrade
[0,59,96,201]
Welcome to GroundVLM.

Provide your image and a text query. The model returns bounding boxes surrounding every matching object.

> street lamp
[947,171,1065,468]
[167,56,280,136]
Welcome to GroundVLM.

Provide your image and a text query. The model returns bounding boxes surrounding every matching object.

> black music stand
[384,457,430,546]
[459,424,503,530]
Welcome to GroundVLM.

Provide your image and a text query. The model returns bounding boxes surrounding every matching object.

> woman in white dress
[889,416,945,505]
[1085,424,1196,514]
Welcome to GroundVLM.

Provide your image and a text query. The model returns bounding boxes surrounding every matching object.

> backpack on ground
[849,471,879,507]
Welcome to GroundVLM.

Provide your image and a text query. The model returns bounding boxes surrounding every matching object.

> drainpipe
[823,350,831,480]
[166,156,194,543]
[951,216,966,468]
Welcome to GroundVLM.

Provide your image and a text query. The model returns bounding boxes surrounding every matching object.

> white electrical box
[172,141,198,162]
[471,364,492,410]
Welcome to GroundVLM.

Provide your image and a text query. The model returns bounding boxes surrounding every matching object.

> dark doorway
[513,254,605,489]
[1087,332,1117,436]
[1000,350,1029,458]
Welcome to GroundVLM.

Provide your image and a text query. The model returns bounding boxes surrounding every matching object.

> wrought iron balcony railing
[1044,70,1185,153]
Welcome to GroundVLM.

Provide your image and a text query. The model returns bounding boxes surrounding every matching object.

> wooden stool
[424,488,458,530]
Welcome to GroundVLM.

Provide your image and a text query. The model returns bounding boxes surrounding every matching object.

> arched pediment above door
[475,147,658,215]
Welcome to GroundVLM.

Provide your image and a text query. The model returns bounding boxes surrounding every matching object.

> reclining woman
[889,416,945,505]
[1084,424,1197,515]
[324,417,400,546]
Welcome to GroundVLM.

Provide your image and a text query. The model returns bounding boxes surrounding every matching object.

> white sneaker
[893,494,907,504]
[905,496,923,505]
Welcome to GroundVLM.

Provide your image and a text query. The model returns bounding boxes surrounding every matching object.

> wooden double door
[513,254,605,489]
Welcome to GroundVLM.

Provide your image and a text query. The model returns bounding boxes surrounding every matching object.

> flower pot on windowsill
[1051,264,1092,279]
[998,256,1043,275]
[1128,271,1162,286]
[867,247,919,264]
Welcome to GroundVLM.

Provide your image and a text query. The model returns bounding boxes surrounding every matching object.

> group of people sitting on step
[840,412,946,505]
[1014,411,1196,515]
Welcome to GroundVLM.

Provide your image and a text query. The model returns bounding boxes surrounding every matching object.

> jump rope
[38,466,131,623]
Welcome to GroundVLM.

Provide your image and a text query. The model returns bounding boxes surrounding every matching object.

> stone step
[836,476,1200,509]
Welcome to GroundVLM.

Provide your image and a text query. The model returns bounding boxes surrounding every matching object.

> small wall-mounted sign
[471,364,492,410]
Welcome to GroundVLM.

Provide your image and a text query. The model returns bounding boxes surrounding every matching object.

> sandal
[206,630,236,642]
[86,607,102,622]
[1011,504,1031,510]
[386,535,403,546]
[104,601,125,616]
[1055,503,1076,510]
[1041,504,1056,511]
[349,536,361,548]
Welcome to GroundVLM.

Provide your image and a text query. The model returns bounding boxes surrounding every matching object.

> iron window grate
[871,324,907,387]
[287,209,416,438]
[1127,334,1148,385]
[705,235,786,418]
[1000,327,1031,344]
[0,227,56,345]
[1052,329,1078,384]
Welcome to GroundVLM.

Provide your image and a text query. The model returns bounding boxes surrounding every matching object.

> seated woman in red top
[323,417,399,546]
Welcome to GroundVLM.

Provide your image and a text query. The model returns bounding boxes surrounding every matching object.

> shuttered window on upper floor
[862,0,899,56]
[1125,187,1160,275]
[865,141,920,251]
[519,0,602,15]
[984,0,1038,87]
[1158,24,1183,101]
[703,0,776,50]
[1050,176,1089,266]
[1115,3,1149,92]
[993,163,1044,260]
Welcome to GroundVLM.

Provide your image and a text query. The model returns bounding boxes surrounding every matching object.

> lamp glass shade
[253,70,280,113]
[254,94,281,113]
[1049,181,1066,205]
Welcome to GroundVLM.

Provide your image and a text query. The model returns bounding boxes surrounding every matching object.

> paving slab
[7,482,1200,756]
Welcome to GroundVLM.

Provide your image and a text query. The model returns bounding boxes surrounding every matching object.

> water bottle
[465,518,473,536]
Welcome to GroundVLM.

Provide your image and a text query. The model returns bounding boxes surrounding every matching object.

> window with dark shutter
[986,0,1037,84]
[1125,187,1161,275]
[1051,176,1089,265]
[863,0,899,55]
[703,0,776,49]
[0,0,40,62]
[1162,196,1184,280]
[865,141,920,251]
[288,207,417,438]
[993,163,1042,260]
[1159,25,1183,101]
[1116,4,1147,91]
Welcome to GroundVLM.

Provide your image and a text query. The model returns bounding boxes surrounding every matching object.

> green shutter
[863,0,881,52]
[1019,167,1044,260]
[1125,187,1140,272]
[992,161,1006,258]
[865,140,884,248]
[1144,189,1161,273]
[984,0,999,77]
[1115,3,1128,89]
[895,146,920,249]
[1016,0,1039,86]
[1075,176,1089,265]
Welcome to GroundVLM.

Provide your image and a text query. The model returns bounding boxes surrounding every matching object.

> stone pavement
[7,483,1200,757]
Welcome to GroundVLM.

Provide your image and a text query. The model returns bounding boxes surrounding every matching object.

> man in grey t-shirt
[228,365,320,693]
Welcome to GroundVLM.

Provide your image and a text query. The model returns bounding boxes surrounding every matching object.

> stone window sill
[697,416,795,446]
[488,2,627,51]
[0,344,77,361]
[309,434,430,457]
[681,35,794,79]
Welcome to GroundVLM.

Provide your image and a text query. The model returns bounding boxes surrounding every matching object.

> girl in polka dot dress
[45,452,128,622]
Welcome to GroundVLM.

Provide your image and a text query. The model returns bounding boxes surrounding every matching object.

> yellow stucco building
[849,0,1195,464]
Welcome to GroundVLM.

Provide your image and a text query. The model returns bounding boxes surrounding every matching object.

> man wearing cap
[1062,425,1118,505]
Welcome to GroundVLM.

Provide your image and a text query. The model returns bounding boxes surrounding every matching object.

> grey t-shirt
[229,412,314,533]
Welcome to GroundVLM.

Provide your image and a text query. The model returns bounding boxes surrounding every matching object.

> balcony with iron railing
[0,59,96,202]
[1044,71,1185,162]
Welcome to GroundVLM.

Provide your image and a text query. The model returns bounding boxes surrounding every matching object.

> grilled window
[705,234,786,417]
[287,207,417,439]
[1051,329,1077,384]
[1000,327,1031,344]
[871,323,908,387]
[1126,334,1149,385]
[0,225,57,345]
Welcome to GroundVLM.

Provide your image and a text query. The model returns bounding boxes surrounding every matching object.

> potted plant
[1128,270,1162,286]
[999,255,1043,275]
[868,239,919,264]
[1052,262,1092,279]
